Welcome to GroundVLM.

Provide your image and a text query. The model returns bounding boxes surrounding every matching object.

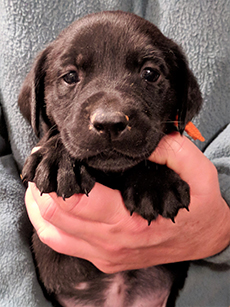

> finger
[50,182,130,224]
[29,182,90,236]
[28,182,116,238]
[25,183,96,256]
[26,183,141,271]
[25,183,58,239]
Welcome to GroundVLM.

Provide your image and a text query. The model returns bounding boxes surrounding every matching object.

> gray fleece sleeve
[203,124,230,265]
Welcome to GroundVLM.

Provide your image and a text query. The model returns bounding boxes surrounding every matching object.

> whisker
[161,120,176,124]
[160,120,183,125]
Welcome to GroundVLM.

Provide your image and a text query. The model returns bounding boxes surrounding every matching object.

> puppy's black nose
[90,109,129,139]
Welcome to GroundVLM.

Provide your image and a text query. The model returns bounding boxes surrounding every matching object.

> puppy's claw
[84,189,89,197]
[171,217,175,223]
[21,171,31,184]
[148,220,152,226]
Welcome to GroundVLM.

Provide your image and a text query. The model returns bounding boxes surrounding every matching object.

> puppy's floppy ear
[18,46,52,137]
[170,45,202,134]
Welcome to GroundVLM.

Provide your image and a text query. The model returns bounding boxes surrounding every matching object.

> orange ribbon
[175,116,205,142]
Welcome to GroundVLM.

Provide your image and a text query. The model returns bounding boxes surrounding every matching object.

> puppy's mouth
[62,125,163,172]
[83,149,150,172]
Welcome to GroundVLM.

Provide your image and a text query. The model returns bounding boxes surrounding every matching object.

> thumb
[148,132,214,191]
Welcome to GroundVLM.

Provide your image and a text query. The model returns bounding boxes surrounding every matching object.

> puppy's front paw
[22,135,95,198]
[22,145,60,194]
[120,161,190,224]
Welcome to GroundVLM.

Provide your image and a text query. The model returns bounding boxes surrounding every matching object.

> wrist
[193,198,230,260]
[209,198,230,255]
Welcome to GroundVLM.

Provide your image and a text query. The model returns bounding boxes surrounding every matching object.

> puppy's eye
[141,67,160,83]
[62,71,79,84]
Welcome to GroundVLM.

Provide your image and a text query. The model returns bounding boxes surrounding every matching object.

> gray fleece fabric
[0,0,229,306]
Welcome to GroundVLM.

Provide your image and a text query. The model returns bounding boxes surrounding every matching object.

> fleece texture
[0,1,229,306]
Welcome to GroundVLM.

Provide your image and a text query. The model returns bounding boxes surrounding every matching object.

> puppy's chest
[57,270,171,307]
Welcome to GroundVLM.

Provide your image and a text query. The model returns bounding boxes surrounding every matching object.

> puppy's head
[18,11,202,172]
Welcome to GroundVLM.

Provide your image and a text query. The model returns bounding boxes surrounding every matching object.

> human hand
[25,133,230,273]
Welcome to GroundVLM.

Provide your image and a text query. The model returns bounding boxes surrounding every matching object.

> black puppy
[19,11,202,307]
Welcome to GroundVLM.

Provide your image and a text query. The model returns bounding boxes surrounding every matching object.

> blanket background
[0,0,229,306]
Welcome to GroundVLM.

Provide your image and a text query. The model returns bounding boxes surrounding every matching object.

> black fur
[19,11,202,307]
